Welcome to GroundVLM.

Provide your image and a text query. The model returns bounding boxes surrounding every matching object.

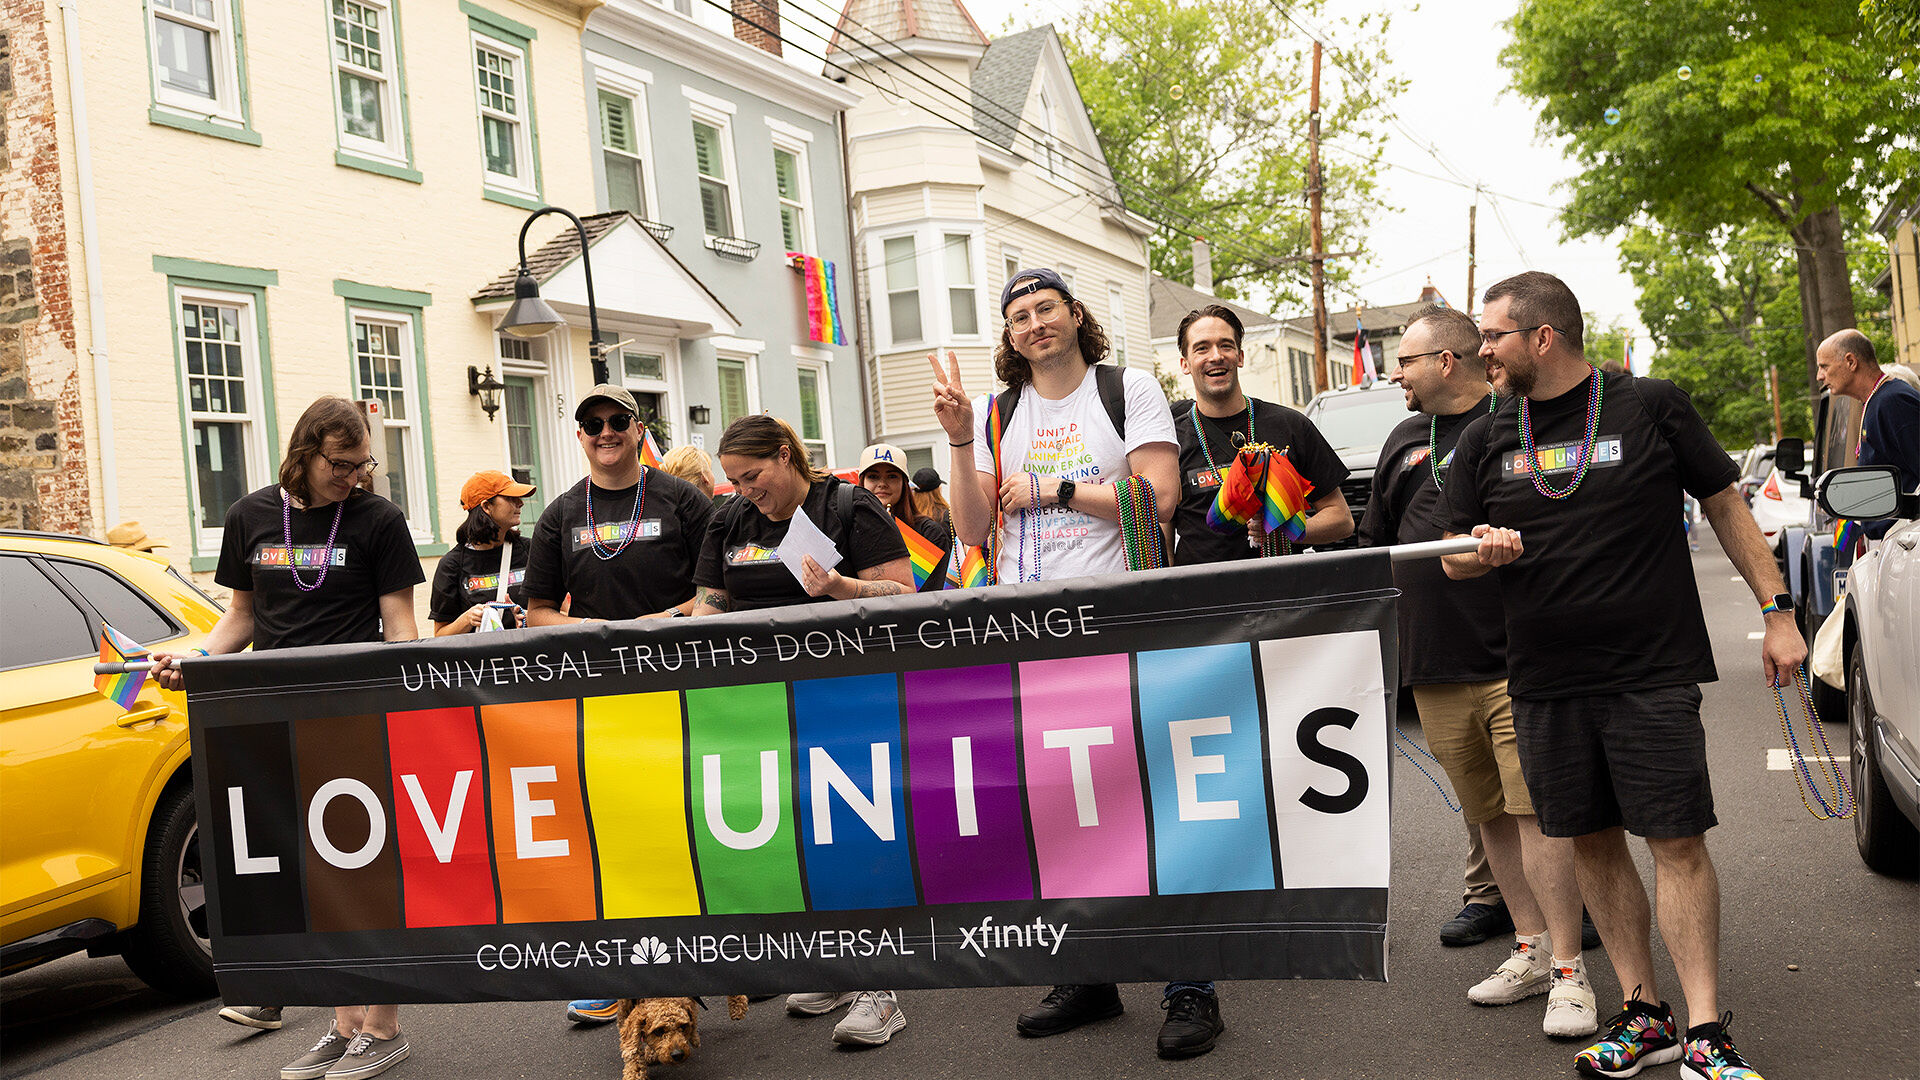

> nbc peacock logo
[630,937,672,965]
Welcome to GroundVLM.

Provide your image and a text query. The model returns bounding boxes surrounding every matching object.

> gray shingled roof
[828,0,988,55]
[1148,274,1279,340]
[1279,299,1430,341]
[971,25,1049,148]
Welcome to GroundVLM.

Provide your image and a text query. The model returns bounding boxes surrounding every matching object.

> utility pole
[1309,40,1327,394]
[1768,364,1785,442]
[1466,194,1478,317]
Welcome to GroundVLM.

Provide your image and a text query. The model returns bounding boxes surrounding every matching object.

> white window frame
[611,330,682,444]
[771,133,816,255]
[1036,88,1059,176]
[349,307,430,534]
[1058,264,1077,295]
[591,58,658,223]
[326,0,407,163]
[148,0,245,122]
[687,95,742,241]
[875,230,925,349]
[793,358,833,468]
[174,284,270,555]
[1107,284,1130,365]
[1001,244,1022,290]
[471,30,535,196]
[713,347,761,433]
[943,231,983,341]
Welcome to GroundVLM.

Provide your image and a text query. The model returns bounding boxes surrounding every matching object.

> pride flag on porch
[789,253,847,346]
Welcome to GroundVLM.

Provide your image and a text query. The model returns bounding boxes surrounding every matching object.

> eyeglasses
[1006,299,1069,335]
[579,412,636,436]
[325,455,379,478]
[1396,348,1455,365]
[1479,325,1555,346]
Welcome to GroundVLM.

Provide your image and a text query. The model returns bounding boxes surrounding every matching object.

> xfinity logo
[959,915,1069,958]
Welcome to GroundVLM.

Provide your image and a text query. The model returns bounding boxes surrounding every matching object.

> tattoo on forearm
[854,580,907,598]
[697,587,731,612]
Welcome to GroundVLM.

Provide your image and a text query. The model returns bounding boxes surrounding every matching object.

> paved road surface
[6,523,1916,1079]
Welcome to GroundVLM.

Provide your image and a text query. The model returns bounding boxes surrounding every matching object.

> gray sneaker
[785,991,857,1016]
[831,990,906,1046]
[221,1005,285,1030]
[323,1030,409,1080]
[279,1028,353,1080]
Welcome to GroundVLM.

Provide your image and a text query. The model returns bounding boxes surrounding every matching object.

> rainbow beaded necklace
[584,468,646,560]
[1517,368,1604,500]
[1429,393,1497,490]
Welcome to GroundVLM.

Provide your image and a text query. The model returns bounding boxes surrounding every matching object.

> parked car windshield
[1306,391,1410,453]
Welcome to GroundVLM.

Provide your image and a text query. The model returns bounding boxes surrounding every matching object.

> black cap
[1000,267,1075,315]
[912,466,942,492]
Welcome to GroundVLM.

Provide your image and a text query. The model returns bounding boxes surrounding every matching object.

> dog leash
[1394,726,1461,813]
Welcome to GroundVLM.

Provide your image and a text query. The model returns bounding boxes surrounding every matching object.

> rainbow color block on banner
[788,253,846,346]
[95,624,150,710]
[896,518,945,590]
[1262,453,1313,541]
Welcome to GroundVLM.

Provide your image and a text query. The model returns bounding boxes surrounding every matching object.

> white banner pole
[1386,536,1509,563]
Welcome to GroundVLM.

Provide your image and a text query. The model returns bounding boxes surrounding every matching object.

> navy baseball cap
[1001,267,1076,315]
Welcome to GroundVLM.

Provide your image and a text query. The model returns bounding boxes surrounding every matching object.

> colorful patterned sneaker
[1682,1013,1765,1080]
[1575,996,1681,1078]
[565,1000,620,1025]
[1543,962,1599,1038]
[1469,939,1552,1005]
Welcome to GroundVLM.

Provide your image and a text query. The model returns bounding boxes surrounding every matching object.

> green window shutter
[774,148,800,200]
[599,90,634,153]
[693,121,723,179]
[797,369,821,440]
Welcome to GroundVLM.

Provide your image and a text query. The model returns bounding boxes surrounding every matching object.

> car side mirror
[1816,466,1910,521]
[1775,437,1805,478]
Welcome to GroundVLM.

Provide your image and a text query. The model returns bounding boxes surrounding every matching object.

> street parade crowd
[145,264,1920,1080]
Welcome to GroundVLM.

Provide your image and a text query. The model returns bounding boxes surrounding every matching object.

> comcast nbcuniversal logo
[631,937,671,965]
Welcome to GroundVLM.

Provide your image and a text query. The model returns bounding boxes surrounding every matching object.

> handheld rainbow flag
[1834,517,1862,553]
[640,428,664,468]
[958,545,990,588]
[895,517,944,590]
[788,253,847,346]
[94,624,151,710]
[1205,446,1268,532]
[1261,452,1313,541]
[1623,338,1635,376]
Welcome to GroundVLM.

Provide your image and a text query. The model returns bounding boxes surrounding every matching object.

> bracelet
[1760,600,1781,615]
[949,439,975,447]
[190,648,210,657]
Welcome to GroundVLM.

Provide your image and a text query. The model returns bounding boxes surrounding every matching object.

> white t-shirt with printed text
[971,364,1177,583]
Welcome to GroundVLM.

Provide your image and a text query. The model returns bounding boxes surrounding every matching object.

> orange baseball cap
[461,469,536,510]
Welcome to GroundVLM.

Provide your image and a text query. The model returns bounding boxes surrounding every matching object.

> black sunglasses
[579,413,635,436]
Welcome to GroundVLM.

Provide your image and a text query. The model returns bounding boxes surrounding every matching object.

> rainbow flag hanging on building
[1262,452,1313,541]
[95,624,151,710]
[896,517,944,590]
[788,253,847,347]
[958,545,990,588]
[641,428,664,468]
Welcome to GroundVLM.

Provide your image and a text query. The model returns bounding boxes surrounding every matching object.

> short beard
[1403,387,1424,413]
[1501,357,1537,398]
[1193,371,1241,408]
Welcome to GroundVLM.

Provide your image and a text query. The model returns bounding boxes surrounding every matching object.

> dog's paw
[726,995,748,1021]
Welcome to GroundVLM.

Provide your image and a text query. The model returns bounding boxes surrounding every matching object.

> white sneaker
[785,991,857,1017]
[1468,940,1552,1005]
[831,990,906,1046]
[1544,963,1599,1038]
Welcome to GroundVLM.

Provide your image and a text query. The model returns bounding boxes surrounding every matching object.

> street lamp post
[497,206,611,385]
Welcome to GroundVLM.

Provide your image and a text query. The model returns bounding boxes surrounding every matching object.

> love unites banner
[187,550,1398,1004]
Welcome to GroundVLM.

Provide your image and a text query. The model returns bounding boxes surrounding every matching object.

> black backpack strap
[1094,363,1130,442]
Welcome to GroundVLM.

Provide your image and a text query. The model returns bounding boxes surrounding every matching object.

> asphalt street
[5,522,1916,1080]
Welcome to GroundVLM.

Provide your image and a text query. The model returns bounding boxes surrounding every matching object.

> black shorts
[1510,685,1716,839]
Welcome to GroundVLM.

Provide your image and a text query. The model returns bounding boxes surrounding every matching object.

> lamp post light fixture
[497,205,611,385]
[468,365,507,422]
[688,404,713,426]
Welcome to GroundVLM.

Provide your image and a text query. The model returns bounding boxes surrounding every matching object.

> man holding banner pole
[1361,304,1589,1037]
[1441,272,1803,1080]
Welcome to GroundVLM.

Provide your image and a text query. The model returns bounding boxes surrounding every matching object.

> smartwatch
[1760,593,1795,615]
[1055,478,1076,508]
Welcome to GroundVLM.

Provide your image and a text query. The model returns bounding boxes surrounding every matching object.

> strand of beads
[1116,475,1167,570]
[1518,369,1604,499]
[281,489,346,593]
[585,469,646,560]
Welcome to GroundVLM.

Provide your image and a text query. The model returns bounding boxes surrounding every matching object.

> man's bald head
[1816,328,1882,400]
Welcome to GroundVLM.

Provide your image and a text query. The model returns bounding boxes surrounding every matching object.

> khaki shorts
[1411,679,1533,825]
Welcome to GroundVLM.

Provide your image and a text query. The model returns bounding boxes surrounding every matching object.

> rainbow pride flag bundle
[641,428,665,468]
[1206,445,1312,542]
[1833,517,1862,553]
[788,253,846,347]
[896,518,945,590]
[958,545,990,588]
[95,624,151,710]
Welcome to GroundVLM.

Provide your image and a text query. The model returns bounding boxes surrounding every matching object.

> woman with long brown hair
[858,444,951,591]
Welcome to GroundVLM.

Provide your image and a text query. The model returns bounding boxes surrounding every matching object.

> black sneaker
[1581,908,1603,951]
[1440,901,1513,946]
[1015,983,1123,1037]
[1156,988,1223,1059]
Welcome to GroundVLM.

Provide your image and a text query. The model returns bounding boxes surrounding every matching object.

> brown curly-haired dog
[615,996,749,1080]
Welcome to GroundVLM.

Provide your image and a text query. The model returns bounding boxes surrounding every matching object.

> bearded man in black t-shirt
[1440,273,1804,1080]
[1360,305,1585,1037]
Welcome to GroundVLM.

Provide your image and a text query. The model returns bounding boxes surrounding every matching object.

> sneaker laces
[847,990,881,1012]
[1161,989,1210,1022]
[342,1032,376,1057]
[1599,985,1659,1032]
[1694,1012,1753,1067]
[1038,984,1085,1008]
[307,1029,348,1054]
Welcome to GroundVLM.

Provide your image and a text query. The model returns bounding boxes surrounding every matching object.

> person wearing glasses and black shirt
[525,384,715,627]
[152,395,423,1080]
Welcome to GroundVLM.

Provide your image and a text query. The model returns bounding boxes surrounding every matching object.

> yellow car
[1,529,221,995]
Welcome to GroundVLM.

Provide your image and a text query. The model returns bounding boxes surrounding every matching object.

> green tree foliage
[1502,0,1916,395]
[1624,226,1892,448]
[1860,0,1919,45]
[1061,0,1399,306]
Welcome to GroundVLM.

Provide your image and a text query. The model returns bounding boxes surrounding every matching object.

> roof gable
[472,212,738,338]
[829,0,988,54]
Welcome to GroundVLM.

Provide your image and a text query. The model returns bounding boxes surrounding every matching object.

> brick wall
[0,6,91,534]
[731,0,782,56]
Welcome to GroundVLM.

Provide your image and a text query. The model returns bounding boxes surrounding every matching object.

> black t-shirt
[695,476,908,611]
[1172,398,1349,565]
[214,485,425,651]
[1357,395,1506,685]
[904,513,953,592]
[1861,378,1920,493]
[524,469,714,621]
[1440,371,1740,700]
[428,536,531,623]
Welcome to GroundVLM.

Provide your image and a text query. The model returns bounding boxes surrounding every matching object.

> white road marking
[1747,631,1766,640]
[1730,575,1744,581]
[1768,748,1849,771]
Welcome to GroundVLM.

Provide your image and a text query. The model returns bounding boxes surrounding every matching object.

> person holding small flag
[859,443,952,591]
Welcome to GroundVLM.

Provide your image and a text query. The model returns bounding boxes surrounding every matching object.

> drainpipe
[61,0,118,524]
[837,111,877,443]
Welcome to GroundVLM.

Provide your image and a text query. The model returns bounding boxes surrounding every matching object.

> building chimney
[1192,239,1213,294]
[1418,275,1450,308]
[732,0,783,55]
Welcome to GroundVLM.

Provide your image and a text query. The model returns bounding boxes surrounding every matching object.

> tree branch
[1744,182,1796,228]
